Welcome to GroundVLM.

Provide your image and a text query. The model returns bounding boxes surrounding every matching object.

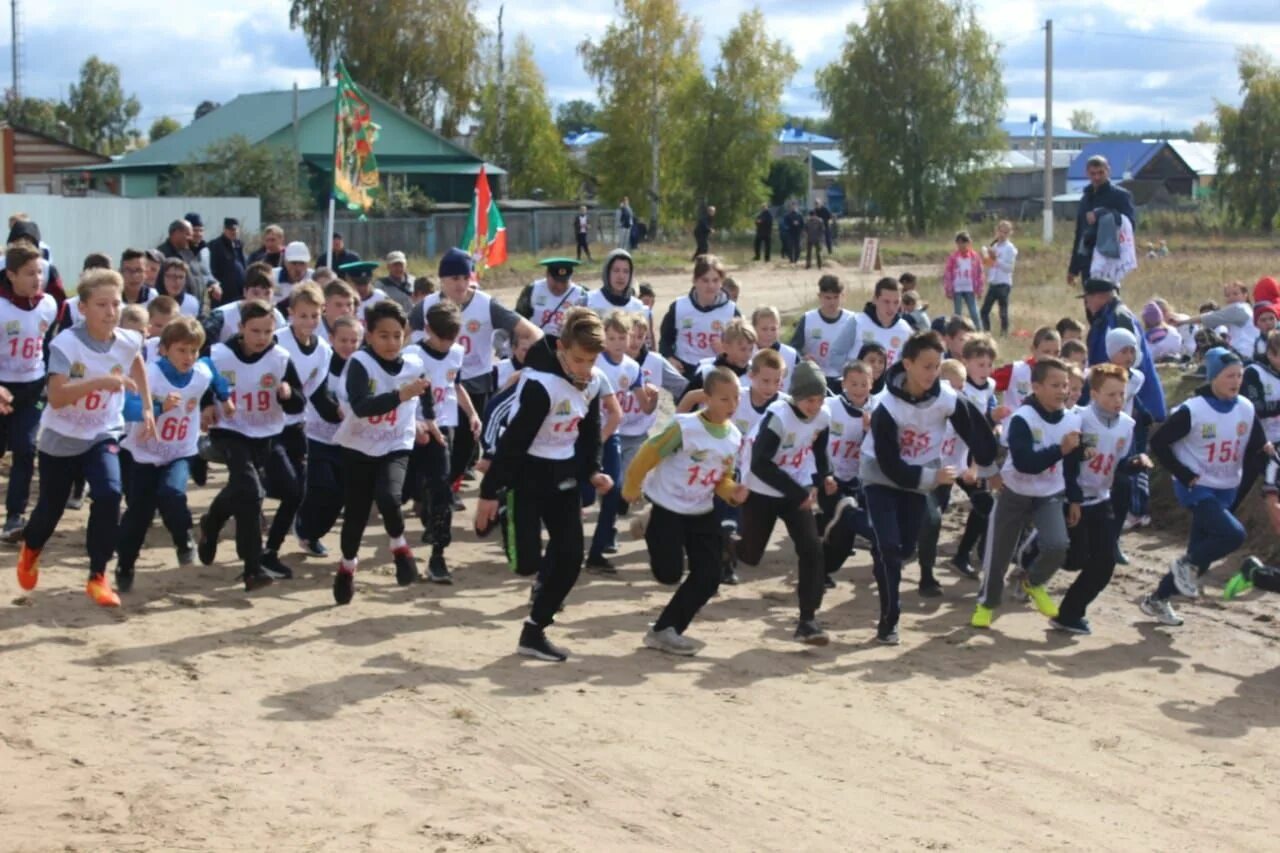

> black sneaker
[333,567,354,605]
[949,556,978,580]
[176,535,196,567]
[721,565,740,585]
[876,628,901,645]
[918,579,943,598]
[823,574,837,590]
[243,568,273,592]
[196,514,217,566]
[602,542,619,555]
[115,565,135,594]
[298,537,328,558]
[2,515,25,544]
[393,548,419,586]
[517,622,569,662]
[260,551,293,580]
[427,553,453,584]
[585,554,617,575]
[1050,615,1092,636]
[794,620,829,646]
[617,500,630,518]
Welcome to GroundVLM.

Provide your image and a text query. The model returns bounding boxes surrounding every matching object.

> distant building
[1067,141,1198,202]
[70,87,505,205]
[0,123,110,195]
[774,125,837,159]
[1000,118,1096,152]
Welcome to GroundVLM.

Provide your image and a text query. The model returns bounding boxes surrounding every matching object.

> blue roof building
[1066,140,1197,201]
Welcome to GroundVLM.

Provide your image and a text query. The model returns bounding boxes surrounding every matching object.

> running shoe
[876,629,901,646]
[196,514,217,566]
[721,565,740,585]
[297,537,328,558]
[15,543,39,591]
[1223,557,1261,601]
[1123,513,1142,532]
[949,555,978,580]
[585,554,617,575]
[2,515,25,544]
[824,574,837,590]
[1050,615,1092,635]
[643,626,699,656]
[518,623,569,662]
[427,554,453,585]
[1170,556,1200,598]
[918,579,943,598]
[115,564,135,594]
[260,551,294,580]
[1138,594,1183,626]
[970,604,994,629]
[1022,580,1059,619]
[85,573,120,608]
[794,620,829,646]
[243,568,273,592]
[393,547,419,586]
[333,566,355,605]
[176,535,196,567]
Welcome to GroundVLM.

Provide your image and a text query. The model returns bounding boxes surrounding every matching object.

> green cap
[538,257,580,279]
[338,260,380,279]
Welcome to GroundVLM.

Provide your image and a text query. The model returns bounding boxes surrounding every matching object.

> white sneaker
[1139,594,1184,627]
[1170,556,1200,598]
[629,507,651,541]
[1123,513,1142,532]
[643,626,699,656]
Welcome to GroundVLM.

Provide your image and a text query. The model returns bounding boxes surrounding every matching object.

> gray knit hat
[789,359,827,400]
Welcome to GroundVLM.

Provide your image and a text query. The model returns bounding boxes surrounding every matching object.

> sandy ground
[3,258,1279,851]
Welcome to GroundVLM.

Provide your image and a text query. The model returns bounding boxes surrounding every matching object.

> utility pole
[10,0,21,101]
[1042,18,1054,244]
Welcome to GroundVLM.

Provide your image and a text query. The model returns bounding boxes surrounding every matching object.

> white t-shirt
[212,301,286,343]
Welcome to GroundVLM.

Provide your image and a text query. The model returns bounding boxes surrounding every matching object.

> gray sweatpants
[619,433,647,487]
[978,488,1069,607]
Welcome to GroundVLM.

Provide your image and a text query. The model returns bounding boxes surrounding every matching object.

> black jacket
[207,235,247,304]
[1070,180,1137,277]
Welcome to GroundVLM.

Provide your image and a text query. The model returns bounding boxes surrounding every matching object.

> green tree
[291,0,482,138]
[672,10,798,228]
[817,0,1005,233]
[555,99,600,137]
[1217,48,1280,233]
[194,100,221,121]
[580,0,703,234]
[765,158,807,206]
[149,117,181,143]
[474,36,575,198]
[2,96,62,138]
[1069,109,1101,134]
[177,136,313,221]
[1191,120,1217,142]
[56,56,142,155]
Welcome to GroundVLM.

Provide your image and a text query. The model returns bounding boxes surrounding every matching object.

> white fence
[0,196,261,272]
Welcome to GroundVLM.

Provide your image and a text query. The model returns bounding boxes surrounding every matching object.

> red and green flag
[461,165,507,277]
[332,59,381,213]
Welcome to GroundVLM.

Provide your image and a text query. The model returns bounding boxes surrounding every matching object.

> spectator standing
[942,230,984,329]
[814,200,833,253]
[616,197,634,249]
[692,205,715,261]
[1068,155,1137,287]
[782,201,805,264]
[753,204,773,262]
[377,251,415,313]
[207,217,247,306]
[186,212,212,281]
[248,224,285,268]
[575,205,593,262]
[316,232,360,271]
[981,220,1017,335]
[157,219,219,306]
[804,209,826,270]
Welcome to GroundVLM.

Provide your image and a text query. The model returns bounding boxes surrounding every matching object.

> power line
[1056,26,1244,48]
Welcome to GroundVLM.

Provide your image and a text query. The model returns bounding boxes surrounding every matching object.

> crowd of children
[6,223,1280,662]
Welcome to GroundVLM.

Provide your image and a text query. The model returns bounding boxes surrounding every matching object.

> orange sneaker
[16,544,39,591]
[85,574,120,608]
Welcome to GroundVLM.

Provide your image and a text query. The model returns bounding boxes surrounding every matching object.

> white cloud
[10,0,1280,134]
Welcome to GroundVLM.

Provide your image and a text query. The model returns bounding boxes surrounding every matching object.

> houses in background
[0,123,110,195]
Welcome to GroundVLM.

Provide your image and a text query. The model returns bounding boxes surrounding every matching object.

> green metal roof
[85,86,486,173]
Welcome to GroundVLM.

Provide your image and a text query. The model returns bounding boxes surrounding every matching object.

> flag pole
[324,196,336,274]
[327,59,341,272]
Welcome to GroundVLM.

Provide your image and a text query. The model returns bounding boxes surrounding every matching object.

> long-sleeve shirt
[343,345,435,421]
[987,240,1017,286]
[621,414,740,503]
[1150,388,1267,487]
[1005,397,1084,504]
[750,403,831,508]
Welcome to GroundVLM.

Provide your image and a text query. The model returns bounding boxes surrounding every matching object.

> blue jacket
[1070,180,1137,276]
[1085,297,1167,421]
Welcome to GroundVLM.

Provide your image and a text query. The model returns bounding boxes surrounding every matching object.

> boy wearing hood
[588,250,647,317]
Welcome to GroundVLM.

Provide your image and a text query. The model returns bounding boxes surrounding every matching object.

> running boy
[860,331,998,643]
[790,275,853,393]
[16,269,153,607]
[658,254,740,378]
[623,367,748,655]
[1138,348,1268,626]
[116,317,233,592]
[736,360,835,644]
[585,311,639,572]
[949,334,1000,577]
[972,357,1083,630]
[752,305,798,377]
[820,359,875,584]
[198,300,307,590]
[476,308,613,662]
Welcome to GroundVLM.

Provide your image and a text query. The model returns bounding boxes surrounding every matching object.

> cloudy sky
[11,0,1280,135]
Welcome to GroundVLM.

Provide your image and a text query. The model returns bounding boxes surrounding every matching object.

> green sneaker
[1022,580,1060,619]
[1223,573,1253,601]
[970,604,994,629]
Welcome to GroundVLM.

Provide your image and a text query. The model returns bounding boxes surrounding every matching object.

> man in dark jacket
[753,204,773,261]
[782,201,805,264]
[692,205,715,260]
[377,250,415,313]
[316,232,360,271]
[814,200,834,253]
[1069,156,1137,286]
[207,217,247,306]
[248,224,284,268]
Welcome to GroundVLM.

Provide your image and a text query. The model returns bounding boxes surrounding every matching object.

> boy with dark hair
[791,274,853,394]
